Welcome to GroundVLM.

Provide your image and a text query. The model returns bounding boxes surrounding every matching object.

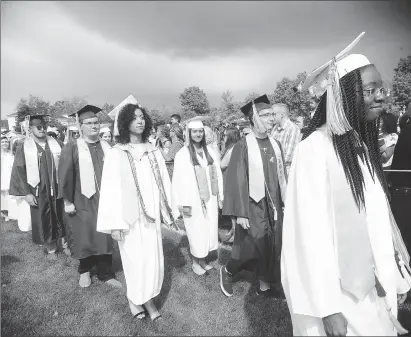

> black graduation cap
[240,94,271,116]
[26,114,50,123]
[69,105,102,122]
[27,114,50,120]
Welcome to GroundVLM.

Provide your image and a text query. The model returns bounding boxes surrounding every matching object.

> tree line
[12,55,410,131]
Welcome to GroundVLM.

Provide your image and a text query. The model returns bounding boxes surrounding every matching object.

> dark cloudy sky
[1,1,410,118]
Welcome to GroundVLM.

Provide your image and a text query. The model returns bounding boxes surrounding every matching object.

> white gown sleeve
[281,132,343,318]
[96,148,130,234]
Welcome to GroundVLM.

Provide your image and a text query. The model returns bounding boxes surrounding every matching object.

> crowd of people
[1,32,411,336]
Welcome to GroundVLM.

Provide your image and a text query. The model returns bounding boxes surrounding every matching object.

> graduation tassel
[375,275,409,335]
[399,259,411,287]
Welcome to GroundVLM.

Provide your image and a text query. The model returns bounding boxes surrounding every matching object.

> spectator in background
[399,102,411,132]
[380,113,398,170]
[271,103,301,174]
[160,124,185,178]
[170,114,181,126]
[295,116,304,130]
[148,126,158,145]
[219,127,241,243]
[99,127,113,145]
[390,102,411,252]
[204,125,221,164]
[309,96,320,119]
[161,136,172,154]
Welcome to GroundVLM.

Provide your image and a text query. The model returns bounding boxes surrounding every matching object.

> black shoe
[220,266,233,297]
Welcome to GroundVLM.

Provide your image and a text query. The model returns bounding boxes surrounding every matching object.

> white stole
[325,140,375,301]
[77,137,111,199]
[245,133,287,204]
[24,136,61,188]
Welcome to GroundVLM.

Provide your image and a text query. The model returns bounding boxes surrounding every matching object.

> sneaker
[220,266,233,297]
[105,279,122,289]
[79,272,91,288]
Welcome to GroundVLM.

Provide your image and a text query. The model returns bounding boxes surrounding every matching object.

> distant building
[7,112,18,130]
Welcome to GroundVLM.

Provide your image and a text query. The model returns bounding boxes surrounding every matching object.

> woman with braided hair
[97,103,174,321]
[282,33,410,337]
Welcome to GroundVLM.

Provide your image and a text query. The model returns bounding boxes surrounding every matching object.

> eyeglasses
[363,87,386,97]
[259,112,275,118]
[82,122,100,126]
[31,125,46,130]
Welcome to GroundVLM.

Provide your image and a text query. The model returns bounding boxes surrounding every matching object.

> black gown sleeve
[58,142,76,202]
[9,143,31,196]
[222,139,250,219]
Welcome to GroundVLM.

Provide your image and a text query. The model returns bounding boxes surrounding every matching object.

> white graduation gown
[97,147,172,307]
[281,127,410,336]
[172,146,223,258]
[1,152,14,211]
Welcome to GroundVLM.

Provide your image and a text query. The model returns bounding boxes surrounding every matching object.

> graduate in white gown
[172,120,224,276]
[281,33,411,336]
[1,136,13,221]
[97,102,174,321]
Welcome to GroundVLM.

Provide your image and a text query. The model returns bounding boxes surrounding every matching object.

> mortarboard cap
[69,105,102,122]
[27,114,50,122]
[302,32,371,98]
[240,94,271,116]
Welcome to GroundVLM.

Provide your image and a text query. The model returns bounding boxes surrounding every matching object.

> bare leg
[144,299,161,321]
[191,255,207,275]
[199,257,213,271]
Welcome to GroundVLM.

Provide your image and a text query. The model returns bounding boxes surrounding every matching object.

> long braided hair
[302,69,389,210]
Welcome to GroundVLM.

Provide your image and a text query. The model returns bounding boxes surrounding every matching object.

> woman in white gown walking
[97,102,174,321]
[172,120,223,276]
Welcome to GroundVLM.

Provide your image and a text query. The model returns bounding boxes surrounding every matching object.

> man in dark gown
[9,114,65,253]
[390,103,411,251]
[220,95,287,298]
[58,105,121,289]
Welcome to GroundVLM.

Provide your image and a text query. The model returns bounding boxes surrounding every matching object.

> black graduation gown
[390,124,411,251]
[222,137,285,285]
[57,140,113,260]
[9,140,65,245]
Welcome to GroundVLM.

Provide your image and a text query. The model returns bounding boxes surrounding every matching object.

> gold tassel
[377,275,409,335]
[399,260,411,287]
[75,113,82,138]
[382,297,409,335]
[326,58,352,136]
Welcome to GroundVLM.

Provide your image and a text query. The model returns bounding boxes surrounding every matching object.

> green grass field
[1,218,292,336]
[2,217,410,336]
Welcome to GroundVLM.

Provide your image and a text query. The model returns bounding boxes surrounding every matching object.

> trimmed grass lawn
[2,218,410,336]
[1,218,292,336]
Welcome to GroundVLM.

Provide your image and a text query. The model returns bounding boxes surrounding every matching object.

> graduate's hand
[111,230,123,241]
[64,202,76,215]
[25,194,38,207]
[398,292,408,305]
[237,217,250,229]
[322,313,348,336]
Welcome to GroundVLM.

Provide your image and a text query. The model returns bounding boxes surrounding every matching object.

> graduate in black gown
[9,114,65,253]
[58,105,122,289]
[219,95,288,298]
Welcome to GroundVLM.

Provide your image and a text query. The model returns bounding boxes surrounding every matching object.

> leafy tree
[243,92,261,105]
[98,103,115,124]
[392,56,411,108]
[179,86,210,115]
[149,108,172,126]
[15,95,52,129]
[219,90,242,123]
[270,72,311,120]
